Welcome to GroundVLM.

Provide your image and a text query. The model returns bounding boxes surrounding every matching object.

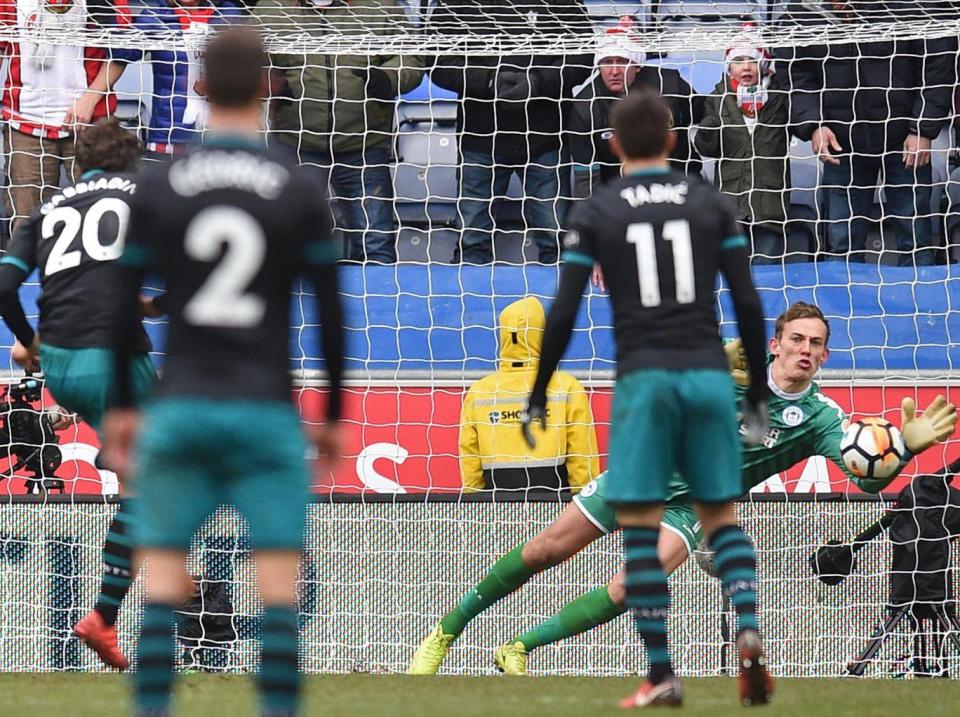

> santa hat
[724,24,774,76]
[594,24,645,67]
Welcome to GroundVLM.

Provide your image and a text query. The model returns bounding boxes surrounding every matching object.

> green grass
[0,674,958,716]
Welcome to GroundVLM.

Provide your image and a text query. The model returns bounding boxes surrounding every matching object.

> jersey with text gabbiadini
[120,143,336,402]
[564,169,745,376]
[3,172,151,351]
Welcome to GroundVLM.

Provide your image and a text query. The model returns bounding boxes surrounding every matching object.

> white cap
[594,27,645,67]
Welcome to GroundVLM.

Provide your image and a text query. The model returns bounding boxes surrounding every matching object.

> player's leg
[410,495,605,674]
[42,347,157,668]
[608,370,683,707]
[496,505,696,675]
[227,401,310,717]
[681,370,771,706]
[130,399,220,716]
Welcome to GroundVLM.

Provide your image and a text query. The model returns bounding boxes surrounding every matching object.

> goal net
[0,0,958,678]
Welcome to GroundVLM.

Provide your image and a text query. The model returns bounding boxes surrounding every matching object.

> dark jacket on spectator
[694,75,790,231]
[428,0,594,162]
[253,0,423,155]
[568,67,704,198]
[779,2,957,153]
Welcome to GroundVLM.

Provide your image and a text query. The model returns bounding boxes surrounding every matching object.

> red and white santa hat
[594,21,645,67]
[724,24,774,75]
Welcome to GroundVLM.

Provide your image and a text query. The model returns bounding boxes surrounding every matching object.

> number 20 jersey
[564,169,745,377]
[121,144,336,403]
[5,172,151,352]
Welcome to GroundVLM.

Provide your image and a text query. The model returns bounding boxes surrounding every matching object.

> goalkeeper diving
[409,300,958,674]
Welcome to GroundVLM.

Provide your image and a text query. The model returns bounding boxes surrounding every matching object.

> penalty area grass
[1,673,958,716]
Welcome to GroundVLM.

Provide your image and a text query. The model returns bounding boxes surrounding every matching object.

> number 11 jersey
[563,168,747,377]
[121,142,337,402]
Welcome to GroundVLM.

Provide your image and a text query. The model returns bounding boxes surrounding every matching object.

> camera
[0,374,63,494]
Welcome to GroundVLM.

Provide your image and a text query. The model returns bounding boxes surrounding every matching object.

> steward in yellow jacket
[459,297,599,491]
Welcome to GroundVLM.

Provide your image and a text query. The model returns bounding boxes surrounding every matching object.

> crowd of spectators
[0,0,958,266]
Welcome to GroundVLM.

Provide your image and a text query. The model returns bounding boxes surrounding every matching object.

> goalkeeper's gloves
[520,396,547,450]
[740,395,770,447]
[723,338,750,388]
[900,394,958,455]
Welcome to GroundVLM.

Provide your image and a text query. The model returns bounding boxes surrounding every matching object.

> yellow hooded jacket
[459,297,600,491]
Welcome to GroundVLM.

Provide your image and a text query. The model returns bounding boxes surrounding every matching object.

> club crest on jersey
[782,406,804,427]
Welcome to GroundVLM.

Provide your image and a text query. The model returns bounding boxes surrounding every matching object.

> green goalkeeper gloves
[724,338,750,388]
[900,395,958,455]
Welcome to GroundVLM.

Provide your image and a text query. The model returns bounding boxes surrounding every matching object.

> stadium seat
[584,0,651,27]
[393,101,459,227]
[397,227,461,262]
[656,0,760,25]
[648,50,725,94]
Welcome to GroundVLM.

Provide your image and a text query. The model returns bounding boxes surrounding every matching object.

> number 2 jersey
[1,171,151,352]
[115,141,342,408]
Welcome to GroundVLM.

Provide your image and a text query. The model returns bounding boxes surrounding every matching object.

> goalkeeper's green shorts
[40,344,157,430]
[133,398,310,551]
[607,368,742,504]
[574,473,702,554]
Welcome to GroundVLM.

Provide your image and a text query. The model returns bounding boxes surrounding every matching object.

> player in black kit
[521,90,772,708]
[101,28,344,717]
[0,118,158,671]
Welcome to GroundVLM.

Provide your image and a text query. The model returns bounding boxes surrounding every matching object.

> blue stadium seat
[647,50,725,94]
[393,101,459,227]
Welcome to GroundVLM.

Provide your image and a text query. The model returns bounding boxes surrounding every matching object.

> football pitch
[3,674,959,716]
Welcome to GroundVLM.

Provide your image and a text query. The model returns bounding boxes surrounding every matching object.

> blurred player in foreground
[524,89,772,708]
[411,304,957,687]
[0,118,160,670]
[102,27,344,717]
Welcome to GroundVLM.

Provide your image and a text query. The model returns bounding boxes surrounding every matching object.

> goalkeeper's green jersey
[665,370,896,501]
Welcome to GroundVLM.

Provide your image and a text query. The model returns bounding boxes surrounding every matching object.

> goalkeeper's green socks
[623,526,674,685]
[710,524,759,634]
[134,602,175,716]
[513,586,625,651]
[258,606,301,717]
[439,544,536,637]
[95,500,134,625]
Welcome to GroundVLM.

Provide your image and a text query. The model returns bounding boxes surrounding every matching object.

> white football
[840,418,906,481]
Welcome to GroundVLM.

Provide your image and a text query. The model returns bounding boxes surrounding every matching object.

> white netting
[0,0,958,684]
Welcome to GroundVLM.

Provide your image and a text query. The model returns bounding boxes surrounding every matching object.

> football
[840,418,906,481]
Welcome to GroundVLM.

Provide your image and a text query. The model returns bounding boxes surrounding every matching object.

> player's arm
[300,194,345,468]
[522,221,594,447]
[0,214,40,362]
[716,199,770,440]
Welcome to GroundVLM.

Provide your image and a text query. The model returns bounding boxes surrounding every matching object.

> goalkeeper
[408,301,958,674]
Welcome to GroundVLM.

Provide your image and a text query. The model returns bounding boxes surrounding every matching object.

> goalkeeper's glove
[723,338,750,388]
[740,395,769,447]
[900,394,958,455]
[520,397,546,450]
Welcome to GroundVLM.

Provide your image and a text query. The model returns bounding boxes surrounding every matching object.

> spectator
[781,1,957,265]
[253,0,423,264]
[567,24,704,201]
[0,0,121,234]
[694,29,790,264]
[70,0,244,161]
[428,0,594,264]
[459,297,599,493]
